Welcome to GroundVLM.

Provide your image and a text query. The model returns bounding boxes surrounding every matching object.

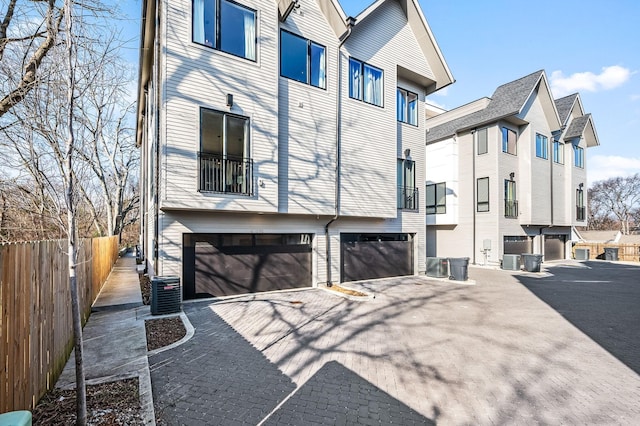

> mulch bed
[145,317,187,351]
[32,378,143,425]
[139,274,151,305]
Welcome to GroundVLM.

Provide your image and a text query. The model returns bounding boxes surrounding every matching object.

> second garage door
[340,233,413,282]
[183,233,312,299]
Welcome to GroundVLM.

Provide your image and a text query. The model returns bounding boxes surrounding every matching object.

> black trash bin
[151,276,181,315]
[448,257,469,281]
[522,254,543,272]
[604,247,619,261]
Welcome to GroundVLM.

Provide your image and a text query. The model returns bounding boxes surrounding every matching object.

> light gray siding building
[136,0,453,297]
[425,70,599,266]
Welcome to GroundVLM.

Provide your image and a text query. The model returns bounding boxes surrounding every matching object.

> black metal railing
[504,200,518,218]
[576,206,585,221]
[198,152,253,195]
[398,186,419,211]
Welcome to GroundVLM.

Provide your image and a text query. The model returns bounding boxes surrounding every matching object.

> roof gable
[427,70,561,143]
[564,113,600,147]
[352,0,453,93]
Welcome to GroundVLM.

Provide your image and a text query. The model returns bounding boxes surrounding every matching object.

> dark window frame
[192,0,257,62]
[504,178,518,218]
[576,187,585,221]
[198,107,253,195]
[426,182,446,214]
[397,87,418,126]
[348,57,384,108]
[573,145,584,168]
[553,140,564,164]
[279,29,327,90]
[477,128,488,155]
[477,177,490,212]
[536,133,548,159]
[501,127,517,155]
[397,158,418,210]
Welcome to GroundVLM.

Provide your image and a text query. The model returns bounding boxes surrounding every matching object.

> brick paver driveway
[150,261,640,425]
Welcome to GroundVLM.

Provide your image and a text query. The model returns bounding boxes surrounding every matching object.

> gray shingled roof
[426,70,545,143]
[554,94,578,125]
[564,113,591,140]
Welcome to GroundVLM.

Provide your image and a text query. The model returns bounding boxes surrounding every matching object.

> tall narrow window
[553,140,564,164]
[397,159,417,210]
[199,108,252,195]
[504,179,517,218]
[576,186,585,221]
[501,127,517,155]
[477,128,488,155]
[477,177,489,212]
[573,145,584,168]
[536,134,548,159]
[280,30,326,89]
[349,58,383,107]
[426,182,446,214]
[193,0,256,61]
[397,88,418,125]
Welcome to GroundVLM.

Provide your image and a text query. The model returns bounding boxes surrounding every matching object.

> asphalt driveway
[150,261,640,425]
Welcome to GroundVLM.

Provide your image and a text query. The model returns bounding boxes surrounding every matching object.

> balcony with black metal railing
[198,152,253,196]
[504,200,518,218]
[398,186,419,211]
[576,206,586,221]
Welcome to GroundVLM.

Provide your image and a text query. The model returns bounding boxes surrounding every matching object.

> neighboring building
[425,70,599,265]
[136,0,453,297]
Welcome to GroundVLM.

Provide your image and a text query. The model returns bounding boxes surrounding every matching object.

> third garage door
[544,235,566,261]
[340,233,413,282]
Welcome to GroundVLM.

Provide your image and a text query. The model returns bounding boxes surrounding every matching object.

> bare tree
[0,0,64,117]
[589,174,640,235]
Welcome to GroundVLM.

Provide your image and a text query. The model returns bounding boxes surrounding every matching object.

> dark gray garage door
[544,235,565,261]
[503,235,532,255]
[340,234,413,283]
[183,233,312,299]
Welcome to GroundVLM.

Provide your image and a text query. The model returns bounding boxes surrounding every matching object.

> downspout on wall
[325,17,355,286]
[471,129,476,264]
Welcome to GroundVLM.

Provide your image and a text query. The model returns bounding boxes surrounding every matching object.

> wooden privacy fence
[0,236,118,413]
[572,243,640,262]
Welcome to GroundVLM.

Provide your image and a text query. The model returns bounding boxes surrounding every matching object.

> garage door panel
[185,234,312,299]
[544,235,565,261]
[341,236,413,282]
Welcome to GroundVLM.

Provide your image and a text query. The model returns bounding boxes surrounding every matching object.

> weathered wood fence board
[573,243,640,262]
[0,236,118,413]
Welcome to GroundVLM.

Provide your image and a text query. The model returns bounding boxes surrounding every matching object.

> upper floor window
[501,127,517,155]
[477,128,488,155]
[574,145,584,168]
[349,58,383,107]
[280,30,326,89]
[397,159,417,210]
[477,177,489,212]
[553,140,564,164]
[199,108,252,195]
[193,0,256,61]
[426,182,446,214]
[536,134,548,159]
[397,88,418,125]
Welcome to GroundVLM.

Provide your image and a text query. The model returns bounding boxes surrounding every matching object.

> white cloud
[425,98,447,110]
[631,94,640,102]
[550,66,632,97]
[588,155,640,186]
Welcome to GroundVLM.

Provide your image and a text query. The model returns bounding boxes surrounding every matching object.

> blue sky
[118,0,640,186]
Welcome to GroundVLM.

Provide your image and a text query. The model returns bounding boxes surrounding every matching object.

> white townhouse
[425,70,599,266]
[136,0,453,297]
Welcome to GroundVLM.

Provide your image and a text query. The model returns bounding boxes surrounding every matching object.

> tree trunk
[64,0,86,424]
